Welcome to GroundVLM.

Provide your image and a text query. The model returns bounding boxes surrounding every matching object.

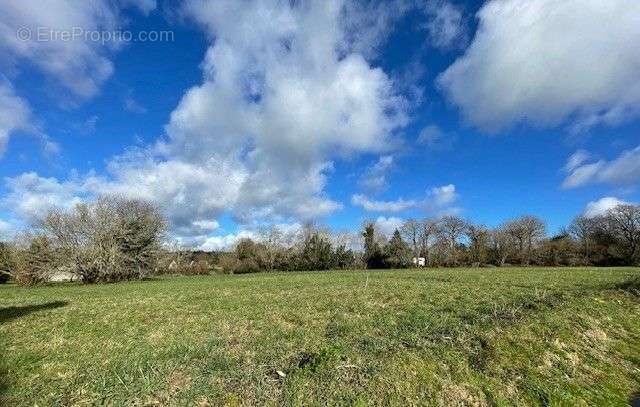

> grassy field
[1,268,640,406]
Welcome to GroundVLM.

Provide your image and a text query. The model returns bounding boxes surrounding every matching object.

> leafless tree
[606,204,640,264]
[400,219,420,257]
[466,223,490,265]
[505,216,546,265]
[489,226,516,266]
[39,195,166,283]
[418,218,439,265]
[438,216,466,266]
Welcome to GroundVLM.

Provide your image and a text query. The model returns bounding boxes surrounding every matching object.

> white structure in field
[412,257,426,267]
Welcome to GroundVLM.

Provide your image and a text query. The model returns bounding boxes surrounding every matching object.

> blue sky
[0,0,639,249]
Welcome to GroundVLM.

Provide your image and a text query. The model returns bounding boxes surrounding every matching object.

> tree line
[0,196,638,286]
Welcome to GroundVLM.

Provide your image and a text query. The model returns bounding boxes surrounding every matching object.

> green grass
[1,268,640,406]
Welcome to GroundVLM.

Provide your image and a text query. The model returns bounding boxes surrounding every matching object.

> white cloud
[417,124,455,149]
[423,0,466,50]
[427,184,457,208]
[352,183,459,215]
[2,172,88,221]
[0,218,15,238]
[198,230,257,252]
[584,197,632,218]
[191,220,220,232]
[160,0,406,227]
[564,150,590,173]
[562,146,640,188]
[0,78,33,157]
[359,155,395,192]
[340,0,414,59]
[0,1,118,100]
[4,0,409,242]
[352,194,416,212]
[123,93,147,114]
[438,0,640,132]
[374,216,405,237]
[196,222,304,251]
[0,0,155,101]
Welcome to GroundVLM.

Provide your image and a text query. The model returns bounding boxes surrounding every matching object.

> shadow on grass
[0,301,69,400]
[615,275,640,296]
[0,301,68,325]
[630,393,640,407]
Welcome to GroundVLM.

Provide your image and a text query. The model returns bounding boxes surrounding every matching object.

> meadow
[1,267,640,406]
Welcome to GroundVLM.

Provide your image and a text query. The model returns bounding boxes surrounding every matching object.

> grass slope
[1,268,640,406]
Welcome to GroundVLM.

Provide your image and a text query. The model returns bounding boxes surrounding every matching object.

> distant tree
[488,226,516,266]
[537,233,582,266]
[362,222,387,269]
[419,218,439,266]
[298,228,334,270]
[466,223,490,265]
[400,219,420,258]
[438,216,466,266]
[505,216,546,265]
[606,204,640,265]
[568,215,598,264]
[385,229,411,268]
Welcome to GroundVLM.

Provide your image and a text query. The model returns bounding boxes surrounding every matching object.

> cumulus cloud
[0,78,33,156]
[0,0,155,101]
[374,216,405,237]
[423,0,467,50]
[197,230,257,252]
[426,184,458,209]
[2,172,89,221]
[352,194,416,212]
[0,1,119,100]
[196,222,305,251]
[4,0,408,242]
[438,0,640,132]
[583,197,632,218]
[562,146,640,189]
[352,183,459,214]
[359,155,395,192]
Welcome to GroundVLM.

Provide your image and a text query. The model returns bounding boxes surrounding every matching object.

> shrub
[40,196,166,283]
[0,242,15,284]
[13,236,55,286]
[218,253,240,274]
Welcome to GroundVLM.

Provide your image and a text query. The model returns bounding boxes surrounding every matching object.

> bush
[218,253,240,274]
[0,242,15,284]
[217,253,261,274]
[40,196,166,283]
[13,236,55,286]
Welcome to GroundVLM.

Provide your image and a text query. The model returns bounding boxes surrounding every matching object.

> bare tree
[438,216,466,266]
[568,215,597,263]
[40,196,166,283]
[489,226,515,266]
[400,219,420,257]
[606,204,640,264]
[418,218,439,266]
[505,216,546,265]
[466,223,490,265]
